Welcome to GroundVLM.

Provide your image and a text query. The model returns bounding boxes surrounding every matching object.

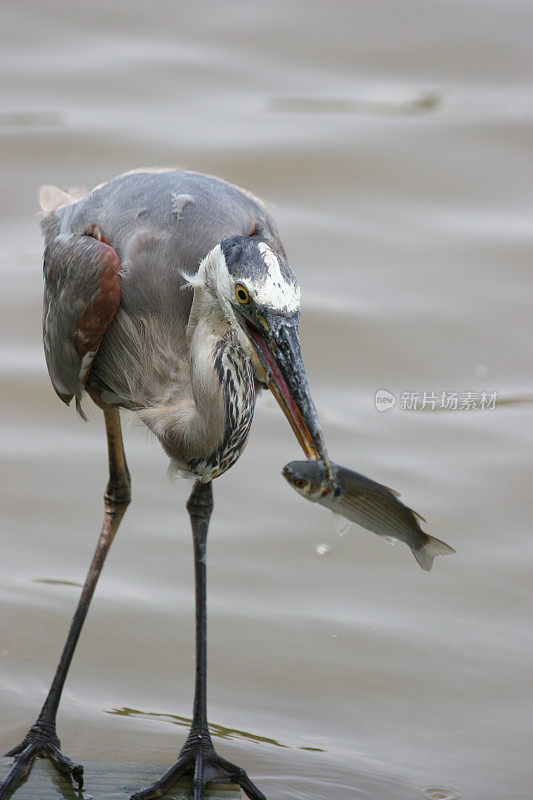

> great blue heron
[0,170,330,800]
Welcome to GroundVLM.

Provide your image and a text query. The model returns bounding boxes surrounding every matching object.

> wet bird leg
[131,480,266,800]
[0,403,130,799]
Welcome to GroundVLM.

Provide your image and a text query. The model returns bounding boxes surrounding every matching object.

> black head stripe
[220,236,296,286]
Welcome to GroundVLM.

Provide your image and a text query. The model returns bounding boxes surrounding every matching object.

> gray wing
[44,170,284,410]
[42,233,121,416]
[57,170,284,318]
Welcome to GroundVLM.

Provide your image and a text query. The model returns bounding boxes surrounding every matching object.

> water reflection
[268,92,441,116]
[32,579,83,588]
[421,788,460,800]
[106,707,326,753]
[0,111,64,129]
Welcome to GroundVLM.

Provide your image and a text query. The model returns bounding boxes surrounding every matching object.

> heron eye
[235,283,250,304]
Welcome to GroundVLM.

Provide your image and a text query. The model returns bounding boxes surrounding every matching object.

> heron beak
[246,316,330,469]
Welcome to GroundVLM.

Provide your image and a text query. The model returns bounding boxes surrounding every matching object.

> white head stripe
[253,243,300,313]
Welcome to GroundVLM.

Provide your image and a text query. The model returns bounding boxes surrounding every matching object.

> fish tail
[413,535,456,571]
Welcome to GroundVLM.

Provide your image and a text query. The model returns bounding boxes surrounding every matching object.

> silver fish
[282,460,455,571]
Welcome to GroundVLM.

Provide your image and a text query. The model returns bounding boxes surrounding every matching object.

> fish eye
[293,478,306,489]
[235,283,250,304]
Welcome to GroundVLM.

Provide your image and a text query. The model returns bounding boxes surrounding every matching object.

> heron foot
[0,719,83,799]
[130,732,266,800]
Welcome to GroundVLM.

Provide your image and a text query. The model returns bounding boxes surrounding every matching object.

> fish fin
[384,484,402,498]
[407,506,427,524]
[332,511,351,537]
[413,535,456,571]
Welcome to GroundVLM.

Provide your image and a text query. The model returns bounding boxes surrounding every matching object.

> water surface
[1,2,532,799]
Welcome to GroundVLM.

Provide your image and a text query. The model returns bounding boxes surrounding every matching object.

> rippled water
[1,2,532,799]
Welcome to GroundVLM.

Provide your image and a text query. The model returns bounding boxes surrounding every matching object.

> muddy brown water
[1,2,532,799]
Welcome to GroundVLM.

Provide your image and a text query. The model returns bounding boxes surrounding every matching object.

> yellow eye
[235,283,250,304]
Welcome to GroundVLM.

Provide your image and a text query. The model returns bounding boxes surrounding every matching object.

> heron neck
[184,286,255,479]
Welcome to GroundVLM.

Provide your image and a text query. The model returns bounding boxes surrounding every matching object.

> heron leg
[0,404,130,799]
[130,480,266,800]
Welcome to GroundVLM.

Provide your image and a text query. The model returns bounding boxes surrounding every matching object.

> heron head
[197,235,329,465]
